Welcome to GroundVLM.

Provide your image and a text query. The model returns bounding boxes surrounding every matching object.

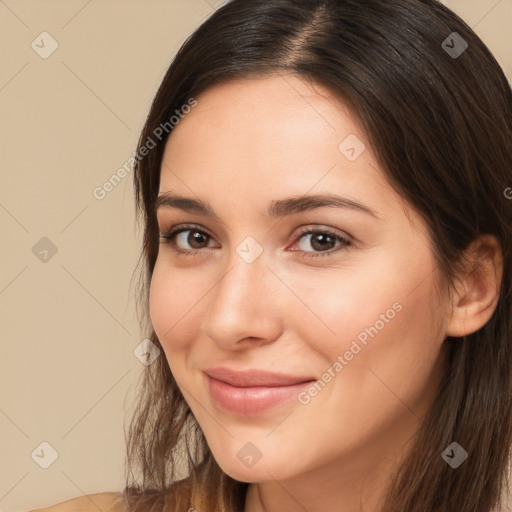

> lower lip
[206,374,314,416]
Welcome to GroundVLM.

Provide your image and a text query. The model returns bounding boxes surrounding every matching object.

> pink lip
[203,367,316,416]
[203,366,315,387]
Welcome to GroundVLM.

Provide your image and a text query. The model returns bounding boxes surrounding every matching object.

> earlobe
[445,234,503,338]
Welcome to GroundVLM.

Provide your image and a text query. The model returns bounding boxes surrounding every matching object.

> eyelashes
[158,223,353,259]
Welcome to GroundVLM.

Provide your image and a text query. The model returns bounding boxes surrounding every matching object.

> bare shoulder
[27,492,126,512]
[27,477,195,511]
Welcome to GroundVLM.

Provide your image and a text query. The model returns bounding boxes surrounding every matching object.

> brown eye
[179,230,210,249]
[159,225,218,255]
[291,228,352,258]
[301,232,336,251]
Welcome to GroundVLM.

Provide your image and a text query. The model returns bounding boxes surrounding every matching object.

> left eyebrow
[154,192,380,220]
[266,193,379,219]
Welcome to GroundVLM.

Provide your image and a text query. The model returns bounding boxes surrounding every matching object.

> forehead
[157,74,412,228]
[161,75,373,178]
[169,74,362,144]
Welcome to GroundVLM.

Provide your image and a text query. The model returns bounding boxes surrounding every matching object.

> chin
[211,449,292,484]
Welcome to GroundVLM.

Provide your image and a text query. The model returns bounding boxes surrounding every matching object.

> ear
[445,234,503,338]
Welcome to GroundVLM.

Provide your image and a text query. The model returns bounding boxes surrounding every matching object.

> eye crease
[158,223,353,258]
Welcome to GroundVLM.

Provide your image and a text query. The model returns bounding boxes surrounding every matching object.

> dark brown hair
[122,1,512,510]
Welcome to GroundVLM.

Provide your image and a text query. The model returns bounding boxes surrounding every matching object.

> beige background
[0,1,510,511]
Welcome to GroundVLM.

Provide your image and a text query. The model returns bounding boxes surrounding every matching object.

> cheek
[299,244,440,355]
[148,264,198,354]
[286,271,445,465]
[288,248,444,402]
[361,281,446,397]
[318,269,443,420]
[279,256,404,358]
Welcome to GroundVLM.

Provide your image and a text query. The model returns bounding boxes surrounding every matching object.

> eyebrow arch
[154,192,379,220]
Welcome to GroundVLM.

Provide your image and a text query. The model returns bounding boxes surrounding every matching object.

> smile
[205,373,315,415]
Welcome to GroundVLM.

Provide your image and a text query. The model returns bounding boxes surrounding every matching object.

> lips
[203,367,316,415]
[203,366,316,387]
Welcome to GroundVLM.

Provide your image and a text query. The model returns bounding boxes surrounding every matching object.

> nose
[202,251,283,350]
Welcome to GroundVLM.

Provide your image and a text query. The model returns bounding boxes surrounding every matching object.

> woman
[31,0,512,511]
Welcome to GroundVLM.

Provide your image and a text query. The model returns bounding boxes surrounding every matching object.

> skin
[149,74,503,512]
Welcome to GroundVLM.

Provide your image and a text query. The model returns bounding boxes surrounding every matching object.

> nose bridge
[213,229,270,303]
[202,241,282,346]
[210,245,270,317]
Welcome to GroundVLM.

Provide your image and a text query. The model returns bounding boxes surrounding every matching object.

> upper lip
[203,367,316,387]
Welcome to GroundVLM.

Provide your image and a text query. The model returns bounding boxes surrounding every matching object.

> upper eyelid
[158,222,348,234]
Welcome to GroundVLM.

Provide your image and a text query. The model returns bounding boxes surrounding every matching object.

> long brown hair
[122,1,512,510]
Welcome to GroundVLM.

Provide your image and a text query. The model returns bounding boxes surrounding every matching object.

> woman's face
[149,75,450,487]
